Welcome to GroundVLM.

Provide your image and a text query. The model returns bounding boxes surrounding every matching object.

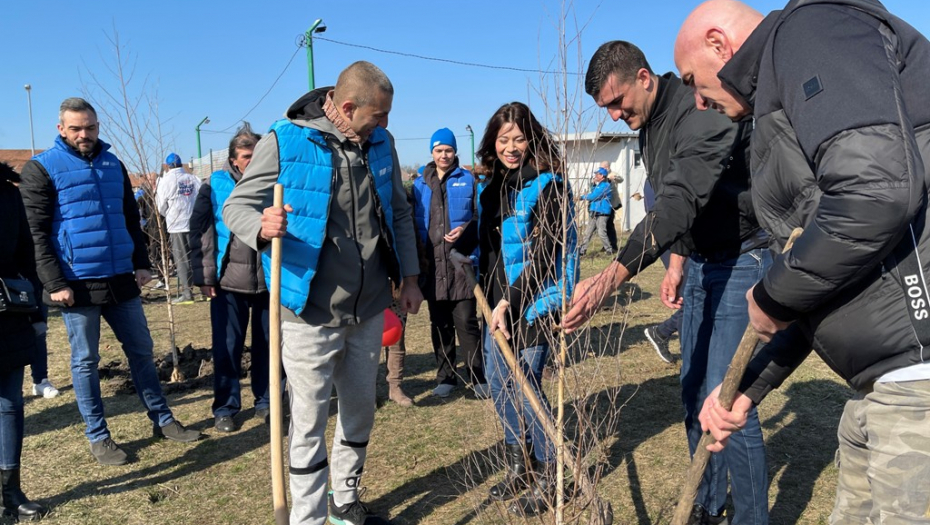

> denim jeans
[484,327,555,464]
[0,367,24,469]
[211,288,271,417]
[681,248,771,524]
[61,296,174,443]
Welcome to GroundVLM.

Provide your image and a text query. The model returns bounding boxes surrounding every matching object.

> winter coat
[20,141,150,307]
[189,162,266,294]
[581,180,612,216]
[0,163,39,372]
[723,0,930,399]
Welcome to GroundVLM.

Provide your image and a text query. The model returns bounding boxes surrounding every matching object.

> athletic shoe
[432,383,455,398]
[644,326,675,364]
[32,378,59,399]
[90,437,128,466]
[328,492,393,525]
[171,295,195,305]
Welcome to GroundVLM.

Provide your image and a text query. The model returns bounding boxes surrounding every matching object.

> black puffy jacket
[725,0,930,399]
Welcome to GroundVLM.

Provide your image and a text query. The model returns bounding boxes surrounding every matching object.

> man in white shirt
[156,153,201,304]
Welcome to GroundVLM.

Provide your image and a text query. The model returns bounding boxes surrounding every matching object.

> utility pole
[25,84,35,156]
[195,116,210,159]
[465,125,475,168]
[305,19,327,90]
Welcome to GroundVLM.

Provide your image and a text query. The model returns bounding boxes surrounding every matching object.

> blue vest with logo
[263,121,399,315]
[499,172,578,323]
[412,166,475,245]
[209,170,237,281]
[34,136,135,280]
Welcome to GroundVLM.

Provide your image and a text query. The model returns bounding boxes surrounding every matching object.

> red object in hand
[382,309,403,347]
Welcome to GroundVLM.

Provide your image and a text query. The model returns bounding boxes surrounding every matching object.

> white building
[559,131,646,232]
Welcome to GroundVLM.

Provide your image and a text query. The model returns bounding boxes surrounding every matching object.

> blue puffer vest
[210,170,237,281]
[584,181,613,215]
[484,172,579,323]
[34,136,134,280]
[412,166,474,244]
[263,121,400,315]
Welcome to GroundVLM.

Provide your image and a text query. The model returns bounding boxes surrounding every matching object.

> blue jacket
[210,170,237,281]
[496,172,579,323]
[264,121,400,315]
[33,136,135,280]
[582,180,612,215]
[412,166,475,245]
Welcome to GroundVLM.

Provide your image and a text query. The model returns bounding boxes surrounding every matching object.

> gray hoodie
[222,87,419,327]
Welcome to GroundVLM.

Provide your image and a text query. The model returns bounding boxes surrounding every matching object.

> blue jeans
[0,367,24,469]
[681,248,771,524]
[61,297,174,443]
[211,288,271,417]
[484,327,555,464]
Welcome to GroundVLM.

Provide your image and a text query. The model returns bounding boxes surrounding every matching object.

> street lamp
[305,19,327,90]
[25,84,35,156]
[465,125,475,168]
[195,116,210,159]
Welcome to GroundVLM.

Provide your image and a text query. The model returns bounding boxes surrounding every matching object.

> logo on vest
[379,167,389,176]
[904,274,929,320]
[451,182,467,187]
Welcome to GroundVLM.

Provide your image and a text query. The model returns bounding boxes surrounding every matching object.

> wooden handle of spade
[269,184,289,525]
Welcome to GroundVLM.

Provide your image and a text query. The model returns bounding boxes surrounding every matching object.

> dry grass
[21,257,849,524]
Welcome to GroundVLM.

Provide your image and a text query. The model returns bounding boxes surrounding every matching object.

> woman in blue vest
[452,102,578,516]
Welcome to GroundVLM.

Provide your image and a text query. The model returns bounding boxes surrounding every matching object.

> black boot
[1,469,45,521]
[489,444,534,501]
[510,466,557,516]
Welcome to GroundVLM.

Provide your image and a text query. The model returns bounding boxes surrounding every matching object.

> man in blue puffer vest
[19,97,202,467]
[223,62,422,525]
[412,128,486,400]
[577,167,617,256]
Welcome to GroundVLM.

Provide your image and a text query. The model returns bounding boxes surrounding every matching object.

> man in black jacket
[19,97,201,467]
[675,0,930,522]
[563,41,769,524]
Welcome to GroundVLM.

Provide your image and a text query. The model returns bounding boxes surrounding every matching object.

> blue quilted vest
[34,136,135,280]
[494,172,579,323]
[263,121,399,315]
[412,166,475,244]
[209,170,237,281]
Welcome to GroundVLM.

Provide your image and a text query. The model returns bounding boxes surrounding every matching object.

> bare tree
[80,27,184,382]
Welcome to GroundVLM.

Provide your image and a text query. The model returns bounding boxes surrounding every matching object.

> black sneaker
[90,437,128,466]
[154,420,202,442]
[328,493,392,525]
[644,326,675,364]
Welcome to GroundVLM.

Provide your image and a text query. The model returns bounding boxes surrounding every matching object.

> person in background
[452,101,578,516]
[412,128,486,399]
[577,167,617,257]
[156,152,201,304]
[190,122,272,433]
[0,162,46,521]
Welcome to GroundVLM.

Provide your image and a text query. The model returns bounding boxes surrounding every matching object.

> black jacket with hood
[724,0,930,401]
[615,73,762,276]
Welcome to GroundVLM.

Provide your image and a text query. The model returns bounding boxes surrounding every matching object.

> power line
[315,36,581,76]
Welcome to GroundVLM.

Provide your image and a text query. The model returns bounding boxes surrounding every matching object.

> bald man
[223,61,422,525]
[676,1,930,523]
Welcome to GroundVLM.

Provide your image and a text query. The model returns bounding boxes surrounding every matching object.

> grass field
[19,255,850,524]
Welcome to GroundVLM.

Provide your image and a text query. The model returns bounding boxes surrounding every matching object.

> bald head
[674,0,763,120]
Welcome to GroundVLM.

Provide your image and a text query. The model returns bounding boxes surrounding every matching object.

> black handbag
[0,277,39,314]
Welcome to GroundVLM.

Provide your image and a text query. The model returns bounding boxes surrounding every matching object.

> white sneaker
[32,379,60,399]
[432,383,455,398]
[473,383,491,399]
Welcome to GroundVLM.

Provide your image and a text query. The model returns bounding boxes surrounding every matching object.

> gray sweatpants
[169,232,193,298]
[282,312,383,525]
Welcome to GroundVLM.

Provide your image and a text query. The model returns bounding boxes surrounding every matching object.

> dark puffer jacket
[0,163,39,373]
[723,0,930,400]
[189,161,266,294]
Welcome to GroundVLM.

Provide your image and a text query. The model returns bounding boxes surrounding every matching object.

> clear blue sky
[3,0,929,169]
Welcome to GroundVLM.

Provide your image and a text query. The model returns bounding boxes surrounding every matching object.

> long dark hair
[475,102,563,176]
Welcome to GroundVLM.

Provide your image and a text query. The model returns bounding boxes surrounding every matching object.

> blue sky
[3,0,929,169]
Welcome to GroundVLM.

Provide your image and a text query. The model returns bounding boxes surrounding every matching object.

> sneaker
[328,492,392,525]
[152,280,166,290]
[472,383,491,400]
[171,295,195,305]
[432,383,455,398]
[90,437,128,466]
[154,420,202,442]
[644,326,675,364]
[214,415,236,433]
[32,378,60,399]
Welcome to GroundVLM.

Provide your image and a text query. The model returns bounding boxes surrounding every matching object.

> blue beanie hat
[430,128,457,153]
[165,153,182,168]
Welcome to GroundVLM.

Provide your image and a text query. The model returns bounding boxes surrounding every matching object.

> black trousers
[428,298,484,386]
